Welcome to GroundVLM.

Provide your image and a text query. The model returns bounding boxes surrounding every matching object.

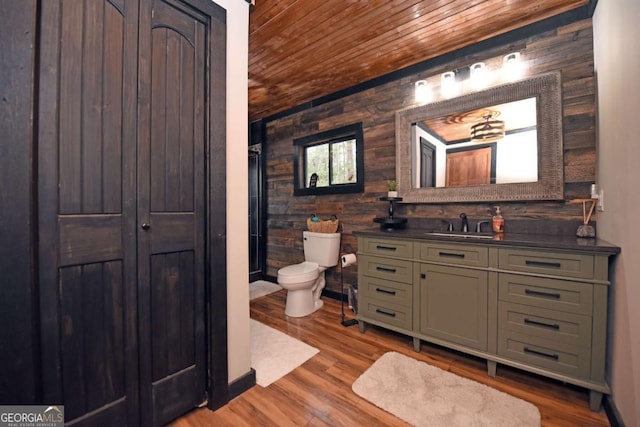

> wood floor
[170,289,610,427]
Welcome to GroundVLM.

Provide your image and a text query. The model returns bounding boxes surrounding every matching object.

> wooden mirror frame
[395,71,563,203]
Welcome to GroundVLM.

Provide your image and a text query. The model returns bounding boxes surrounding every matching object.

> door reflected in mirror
[412,97,537,188]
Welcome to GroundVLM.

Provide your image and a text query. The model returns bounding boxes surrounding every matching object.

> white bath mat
[250,319,319,387]
[249,280,282,300]
[353,352,540,427]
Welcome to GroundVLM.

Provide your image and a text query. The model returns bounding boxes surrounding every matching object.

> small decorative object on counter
[374,196,407,230]
[386,180,398,198]
[569,198,597,238]
[492,206,505,233]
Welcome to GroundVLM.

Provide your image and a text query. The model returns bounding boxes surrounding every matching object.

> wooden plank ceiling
[248,0,587,122]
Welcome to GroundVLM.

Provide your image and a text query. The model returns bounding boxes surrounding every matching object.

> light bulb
[470,62,489,90]
[440,71,458,98]
[414,80,431,104]
[503,52,524,81]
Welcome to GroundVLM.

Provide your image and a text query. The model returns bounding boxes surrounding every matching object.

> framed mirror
[395,72,563,203]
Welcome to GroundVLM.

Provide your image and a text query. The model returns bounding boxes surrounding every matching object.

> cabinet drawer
[498,248,594,279]
[499,302,592,347]
[359,254,413,284]
[418,242,488,267]
[498,273,593,315]
[360,237,413,258]
[359,298,412,331]
[360,276,412,307]
[498,331,590,379]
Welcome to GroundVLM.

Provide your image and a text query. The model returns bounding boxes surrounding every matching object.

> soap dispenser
[492,206,504,233]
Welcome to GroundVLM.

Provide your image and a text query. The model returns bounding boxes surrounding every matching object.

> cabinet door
[418,264,488,351]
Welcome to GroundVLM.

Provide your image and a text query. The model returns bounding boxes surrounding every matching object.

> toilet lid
[278,261,319,283]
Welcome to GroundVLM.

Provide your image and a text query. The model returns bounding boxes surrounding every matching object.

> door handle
[141,223,151,230]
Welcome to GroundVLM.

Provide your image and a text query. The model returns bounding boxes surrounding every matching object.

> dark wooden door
[38,0,212,425]
[420,137,436,187]
[137,0,208,424]
[38,0,141,425]
[445,146,492,187]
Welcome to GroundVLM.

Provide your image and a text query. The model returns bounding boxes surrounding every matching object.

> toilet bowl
[277,231,340,317]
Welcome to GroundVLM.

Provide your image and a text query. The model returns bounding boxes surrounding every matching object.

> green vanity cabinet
[356,233,618,411]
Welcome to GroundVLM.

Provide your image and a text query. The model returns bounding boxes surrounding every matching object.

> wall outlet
[597,189,604,211]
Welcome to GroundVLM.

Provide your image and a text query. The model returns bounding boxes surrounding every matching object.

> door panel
[60,262,125,418]
[39,0,139,425]
[138,0,207,424]
[150,252,196,379]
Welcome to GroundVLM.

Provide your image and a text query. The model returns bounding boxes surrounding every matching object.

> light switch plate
[597,189,604,211]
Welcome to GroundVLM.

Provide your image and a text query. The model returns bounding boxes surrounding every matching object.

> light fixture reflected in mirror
[470,113,505,142]
[441,71,458,98]
[414,80,431,103]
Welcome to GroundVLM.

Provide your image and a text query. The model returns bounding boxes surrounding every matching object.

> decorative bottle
[492,206,504,233]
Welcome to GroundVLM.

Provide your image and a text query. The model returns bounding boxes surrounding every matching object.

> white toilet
[277,231,341,317]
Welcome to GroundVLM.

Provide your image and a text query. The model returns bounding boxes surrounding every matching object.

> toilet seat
[277,261,319,284]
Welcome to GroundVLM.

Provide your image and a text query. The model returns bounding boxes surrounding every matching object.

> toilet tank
[303,231,341,267]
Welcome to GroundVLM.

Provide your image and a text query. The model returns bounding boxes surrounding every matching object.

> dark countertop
[354,228,621,255]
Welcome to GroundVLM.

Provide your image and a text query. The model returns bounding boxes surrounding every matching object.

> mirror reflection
[395,72,564,203]
[412,98,537,188]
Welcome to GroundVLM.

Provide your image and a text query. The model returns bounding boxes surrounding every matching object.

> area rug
[250,319,319,387]
[352,352,540,427]
[249,280,282,300]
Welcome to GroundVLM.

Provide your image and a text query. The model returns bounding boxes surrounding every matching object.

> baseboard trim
[604,395,625,427]
[321,288,345,301]
[228,368,256,400]
[263,274,278,284]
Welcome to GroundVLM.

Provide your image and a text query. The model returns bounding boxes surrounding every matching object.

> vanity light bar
[416,51,524,102]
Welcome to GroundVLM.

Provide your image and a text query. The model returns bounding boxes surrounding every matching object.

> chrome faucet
[475,220,490,233]
[459,213,469,233]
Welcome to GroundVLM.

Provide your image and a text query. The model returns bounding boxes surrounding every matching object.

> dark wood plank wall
[264,19,596,293]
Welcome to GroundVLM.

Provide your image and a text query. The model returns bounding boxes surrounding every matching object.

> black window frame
[293,123,364,196]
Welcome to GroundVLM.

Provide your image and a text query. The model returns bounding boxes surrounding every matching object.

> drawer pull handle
[375,288,396,296]
[376,266,397,273]
[525,260,562,269]
[438,251,465,259]
[420,273,426,279]
[524,318,560,330]
[376,245,397,251]
[375,308,396,318]
[524,289,561,300]
[524,346,559,361]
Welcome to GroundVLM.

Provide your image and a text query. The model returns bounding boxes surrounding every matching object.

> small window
[293,123,364,196]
